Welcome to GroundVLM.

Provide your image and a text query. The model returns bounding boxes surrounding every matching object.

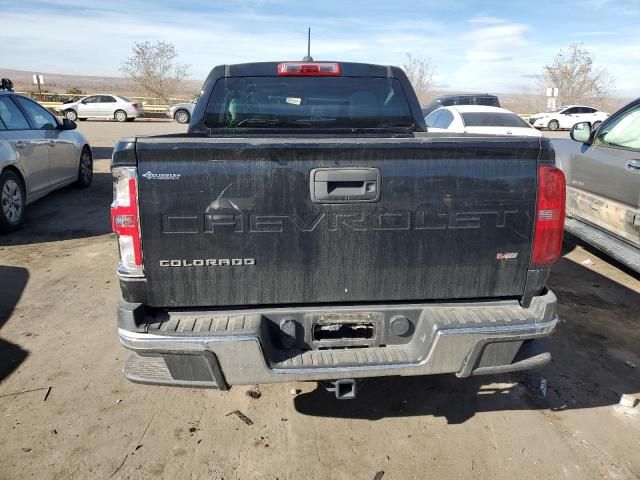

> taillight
[132,103,140,109]
[532,165,566,266]
[277,62,341,76]
[111,167,143,276]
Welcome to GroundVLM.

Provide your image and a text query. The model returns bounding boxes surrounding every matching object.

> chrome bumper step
[119,290,558,386]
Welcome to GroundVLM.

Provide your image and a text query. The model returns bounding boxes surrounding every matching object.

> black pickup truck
[111,61,565,398]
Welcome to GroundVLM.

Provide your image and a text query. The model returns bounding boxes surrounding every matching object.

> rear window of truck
[204,77,415,130]
[461,112,530,128]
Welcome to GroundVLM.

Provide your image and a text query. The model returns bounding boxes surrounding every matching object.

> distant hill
[0,67,204,100]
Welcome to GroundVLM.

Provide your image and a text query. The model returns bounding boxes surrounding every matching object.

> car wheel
[64,109,78,121]
[75,147,93,188]
[547,119,560,131]
[174,109,190,124]
[592,121,602,130]
[0,170,26,232]
[114,110,128,122]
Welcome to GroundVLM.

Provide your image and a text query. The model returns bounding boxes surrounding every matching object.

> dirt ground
[1,121,639,480]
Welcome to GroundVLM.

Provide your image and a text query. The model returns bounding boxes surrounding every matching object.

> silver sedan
[0,89,92,232]
[167,99,196,124]
[55,94,143,122]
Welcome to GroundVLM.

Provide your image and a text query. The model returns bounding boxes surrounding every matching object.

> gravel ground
[0,121,638,480]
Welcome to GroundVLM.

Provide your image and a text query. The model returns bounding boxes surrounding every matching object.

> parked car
[54,94,143,122]
[425,105,542,137]
[111,61,563,398]
[0,82,92,232]
[167,99,197,124]
[529,105,609,131]
[421,93,500,117]
[559,98,640,273]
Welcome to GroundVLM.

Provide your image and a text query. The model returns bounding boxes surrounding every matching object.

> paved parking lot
[0,121,639,480]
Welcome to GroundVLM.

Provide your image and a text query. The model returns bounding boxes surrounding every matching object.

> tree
[121,41,190,102]
[542,44,615,106]
[403,54,436,104]
[66,87,84,96]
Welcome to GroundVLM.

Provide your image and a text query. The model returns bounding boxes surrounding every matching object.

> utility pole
[546,87,559,110]
[32,74,44,101]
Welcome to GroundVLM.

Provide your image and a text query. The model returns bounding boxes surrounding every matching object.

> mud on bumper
[118,290,558,389]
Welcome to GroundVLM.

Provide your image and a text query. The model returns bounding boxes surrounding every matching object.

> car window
[421,100,442,117]
[100,96,116,103]
[562,107,578,115]
[476,97,500,107]
[14,96,57,130]
[82,96,99,104]
[594,104,640,151]
[461,112,531,128]
[435,110,454,128]
[581,107,596,114]
[425,110,441,128]
[204,76,415,130]
[0,97,31,130]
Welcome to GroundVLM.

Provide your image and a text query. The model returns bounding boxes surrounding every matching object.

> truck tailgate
[135,136,539,307]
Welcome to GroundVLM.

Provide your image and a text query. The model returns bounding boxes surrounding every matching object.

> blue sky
[1,0,639,96]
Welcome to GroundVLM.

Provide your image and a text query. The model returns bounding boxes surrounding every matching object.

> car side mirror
[61,118,77,130]
[570,122,592,144]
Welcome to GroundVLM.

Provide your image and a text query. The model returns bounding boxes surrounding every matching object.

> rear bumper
[125,108,143,117]
[118,290,558,388]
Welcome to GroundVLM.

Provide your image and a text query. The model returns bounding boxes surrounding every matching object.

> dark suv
[421,94,500,117]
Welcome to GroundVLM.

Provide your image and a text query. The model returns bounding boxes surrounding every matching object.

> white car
[55,94,143,122]
[425,105,542,137]
[529,105,609,131]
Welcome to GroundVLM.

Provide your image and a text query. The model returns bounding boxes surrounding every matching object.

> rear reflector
[111,167,143,276]
[277,62,341,76]
[532,165,566,266]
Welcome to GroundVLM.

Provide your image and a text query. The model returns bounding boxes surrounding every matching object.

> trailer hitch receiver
[324,379,358,400]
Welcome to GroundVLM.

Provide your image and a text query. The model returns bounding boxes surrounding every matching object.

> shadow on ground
[0,147,113,247]
[295,255,640,423]
[563,231,639,279]
[0,266,29,382]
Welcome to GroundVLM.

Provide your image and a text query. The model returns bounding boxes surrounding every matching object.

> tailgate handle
[310,168,380,203]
